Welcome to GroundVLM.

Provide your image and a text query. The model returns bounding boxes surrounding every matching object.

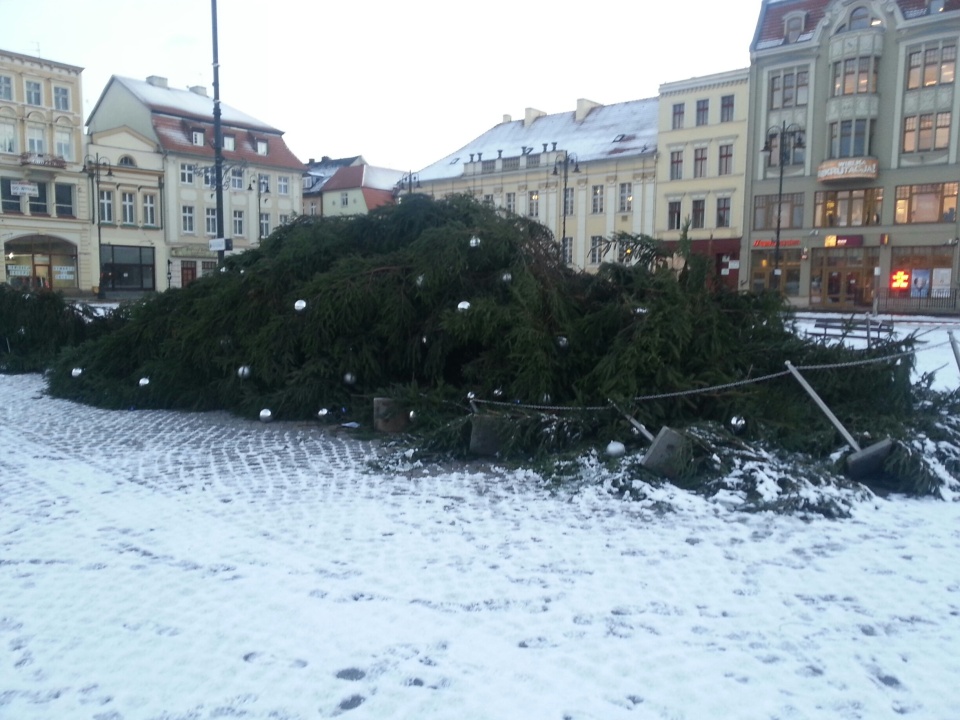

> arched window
[785,15,804,41]
[850,7,870,30]
[118,155,137,167]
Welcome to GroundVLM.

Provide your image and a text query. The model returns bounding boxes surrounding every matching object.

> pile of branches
[9,194,926,481]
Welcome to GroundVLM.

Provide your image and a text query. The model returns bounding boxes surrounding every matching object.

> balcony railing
[19,152,68,169]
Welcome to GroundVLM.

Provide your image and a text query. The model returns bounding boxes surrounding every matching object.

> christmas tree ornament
[138,377,150,387]
[294,299,307,312]
[469,235,481,248]
[259,409,273,422]
[317,408,329,418]
[237,365,251,380]
[415,274,425,287]
[71,368,83,378]
[421,335,428,345]
[729,416,746,433]
[408,410,417,421]
[343,372,356,385]
[556,336,569,349]
[606,440,626,458]
[541,393,552,404]
[467,391,476,400]
[493,387,503,397]
[457,301,470,311]
[501,272,512,283]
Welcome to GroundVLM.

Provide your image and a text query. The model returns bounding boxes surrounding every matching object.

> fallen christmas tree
[24,193,960,502]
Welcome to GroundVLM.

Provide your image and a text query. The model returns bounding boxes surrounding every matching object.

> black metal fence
[875,288,960,315]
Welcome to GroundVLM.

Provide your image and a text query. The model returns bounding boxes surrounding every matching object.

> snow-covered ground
[2,317,960,719]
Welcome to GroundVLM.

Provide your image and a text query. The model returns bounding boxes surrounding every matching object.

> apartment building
[0,49,89,292]
[746,0,960,312]
[656,68,751,289]
[86,75,305,289]
[415,99,658,271]
[313,163,403,217]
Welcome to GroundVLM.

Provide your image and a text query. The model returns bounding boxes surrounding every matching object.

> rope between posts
[469,340,949,412]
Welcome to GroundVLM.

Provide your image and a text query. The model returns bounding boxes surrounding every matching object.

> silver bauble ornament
[237,365,251,380]
[343,372,356,385]
[317,408,329,418]
[469,235,481,248]
[606,440,626,458]
[457,301,471,312]
[556,336,569,349]
[501,272,513,283]
[138,377,150,387]
[259,408,273,423]
[71,367,83,378]
[294,299,307,312]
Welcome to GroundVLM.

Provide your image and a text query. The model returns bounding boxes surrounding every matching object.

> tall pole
[211,0,225,265]
[94,161,104,298]
[560,153,568,246]
[773,120,786,291]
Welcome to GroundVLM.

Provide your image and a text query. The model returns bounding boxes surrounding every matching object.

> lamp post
[761,122,804,290]
[248,173,269,240]
[552,151,580,254]
[395,171,420,202]
[83,153,112,299]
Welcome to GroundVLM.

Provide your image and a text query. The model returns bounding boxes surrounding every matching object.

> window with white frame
[230,167,244,190]
[192,130,204,146]
[618,183,632,213]
[25,80,41,106]
[0,75,11,101]
[668,200,682,230]
[54,183,74,216]
[143,194,156,226]
[696,99,709,126]
[223,135,235,151]
[716,197,731,227]
[233,210,244,236]
[561,237,573,264]
[258,173,270,193]
[672,103,684,130]
[693,147,707,178]
[564,187,575,216]
[100,190,114,223]
[720,95,734,122]
[54,86,70,111]
[180,163,194,184]
[1,120,17,153]
[670,150,683,180]
[718,144,733,175]
[122,192,135,224]
[278,176,289,195]
[528,190,539,217]
[256,139,268,155]
[181,205,195,233]
[592,185,604,214]
[259,212,270,238]
[691,198,705,228]
[205,207,218,235]
[506,192,516,213]
[279,214,289,225]
[202,168,215,189]
[53,130,73,162]
[27,125,45,153]
[589,236,603,264]
[340,192,349,207]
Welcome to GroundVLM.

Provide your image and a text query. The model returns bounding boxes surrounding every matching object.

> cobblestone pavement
[2,373,960,720]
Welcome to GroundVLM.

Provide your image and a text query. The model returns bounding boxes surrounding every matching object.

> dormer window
[223,135,235,151]
[256,139,268,156]
[192,129,204,146]
[118,155,136,167]
[784,13,805,42]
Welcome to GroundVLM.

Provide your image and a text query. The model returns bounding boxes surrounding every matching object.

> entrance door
[180,260,197,287]
[33,264,50,290]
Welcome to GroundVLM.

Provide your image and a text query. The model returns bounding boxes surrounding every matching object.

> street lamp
[761,122,804,290]
[552,151,580,255]
[394,171,420,202]
[248,173,269,240]
[83,153,113,299]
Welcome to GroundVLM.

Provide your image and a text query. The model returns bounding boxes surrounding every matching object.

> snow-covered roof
[416,98,659,181]
[111,75,277,132]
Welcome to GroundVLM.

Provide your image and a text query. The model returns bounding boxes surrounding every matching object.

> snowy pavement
[2,371,960,720]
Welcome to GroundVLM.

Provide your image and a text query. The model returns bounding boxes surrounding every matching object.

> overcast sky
[0,0,761,172]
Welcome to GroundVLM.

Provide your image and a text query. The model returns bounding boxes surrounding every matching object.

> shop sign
[11,181,39,196]
[824,234,863,248]
[817,157,879,182]
[53,265,76,280]
[5,264,31,277]
[752,239,802,248]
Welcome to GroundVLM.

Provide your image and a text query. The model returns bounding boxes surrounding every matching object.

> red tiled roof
[320,166,365,192]
[361,187,396,211]
[152,115,305,172]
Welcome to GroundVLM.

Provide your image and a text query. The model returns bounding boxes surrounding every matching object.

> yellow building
[1,49,89,293]
[415,99,658,270]
[656,69,750,289]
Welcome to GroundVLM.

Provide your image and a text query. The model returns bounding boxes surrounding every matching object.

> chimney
[502,114,512,124]
[576,98,602,122]
[308,158,315,164]
[189,85,208,97]
[524,107,546,127]
[146,75,168,88]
